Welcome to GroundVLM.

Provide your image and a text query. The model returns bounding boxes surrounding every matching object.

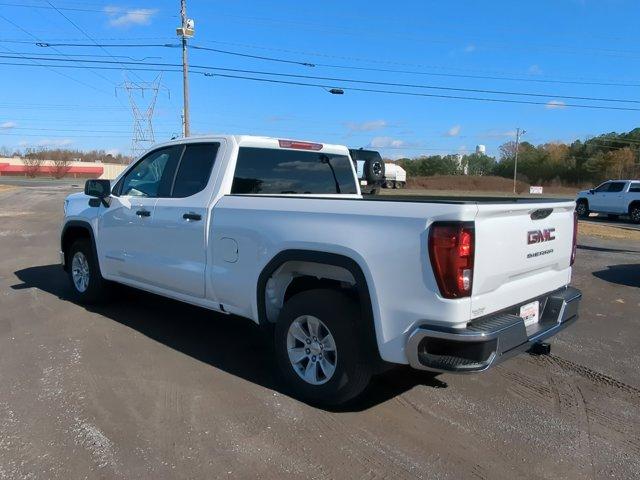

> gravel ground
[0,185,639,479]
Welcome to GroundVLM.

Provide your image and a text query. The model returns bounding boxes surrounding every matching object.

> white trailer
[383,163,407,189]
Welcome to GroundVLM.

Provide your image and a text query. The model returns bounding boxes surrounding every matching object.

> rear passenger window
[629,183,640,193]
[172,143,219,198]
[608,182,626,193]
[231,147,357,194]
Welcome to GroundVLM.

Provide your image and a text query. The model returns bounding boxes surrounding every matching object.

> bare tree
[21,156,44,177]
[52,157,72,179]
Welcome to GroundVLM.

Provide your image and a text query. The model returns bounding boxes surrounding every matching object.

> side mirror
[85,179,111,207]
[85,179,111,198]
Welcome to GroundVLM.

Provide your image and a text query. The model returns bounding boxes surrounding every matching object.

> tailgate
[470,201,575,319]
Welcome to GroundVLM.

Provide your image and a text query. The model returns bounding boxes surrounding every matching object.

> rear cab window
[231,147,357,195]
[629,182,640,193]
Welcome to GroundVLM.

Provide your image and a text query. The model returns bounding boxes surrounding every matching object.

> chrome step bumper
[406,286,582,373]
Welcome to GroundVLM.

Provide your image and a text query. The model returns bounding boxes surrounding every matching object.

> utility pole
[177,0,194,137]
[513,127,526,194]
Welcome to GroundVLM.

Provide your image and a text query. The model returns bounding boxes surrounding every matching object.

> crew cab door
[151,142,220,298]
[602,181,628,213]
[589,181,611,211]
[98,146,181,282]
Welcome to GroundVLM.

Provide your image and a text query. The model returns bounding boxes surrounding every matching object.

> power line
[0,13,113,93]
[0,2,164,16]
[3,57,640,112]
[31,39,640,88]
[2,52,640,107]
[44,0,146,83]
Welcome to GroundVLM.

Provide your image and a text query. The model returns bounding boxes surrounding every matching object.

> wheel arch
[60,220,98,271]
[257,249,382,363]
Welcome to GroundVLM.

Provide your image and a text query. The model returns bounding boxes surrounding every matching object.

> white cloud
[464,44,476,53]
[105,6,158,27]
[1,121,16,129]
[528,64,543,75]
[445,125,461,137]
[36,138,74,147]
[346,119,387,132]
[546,100,566,110]
[482,129,518,139]
[369,136,406,148]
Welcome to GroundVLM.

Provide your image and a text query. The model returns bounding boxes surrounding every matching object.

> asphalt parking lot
[1,184,639,479]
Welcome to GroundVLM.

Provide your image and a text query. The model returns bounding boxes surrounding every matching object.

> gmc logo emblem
[528,228,556,244]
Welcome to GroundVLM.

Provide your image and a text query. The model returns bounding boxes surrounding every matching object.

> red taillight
[570,211,578,266]
[428,222,475,299]
[278,139,323,150]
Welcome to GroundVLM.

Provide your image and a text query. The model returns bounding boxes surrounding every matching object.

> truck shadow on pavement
[12,264,447,412]
[592,264,640,288]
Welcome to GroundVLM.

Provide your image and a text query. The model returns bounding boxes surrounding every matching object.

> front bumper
[406,286,582,373]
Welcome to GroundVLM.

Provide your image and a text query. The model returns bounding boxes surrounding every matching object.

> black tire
[274,289,372,406]
[630,204,640,224]
[576,200,589,219]
[67,239,109,304]
[364,158,385,183]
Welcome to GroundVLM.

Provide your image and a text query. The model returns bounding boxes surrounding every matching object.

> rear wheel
[630,204,640,224]
[274,289,372,406]
[67,239,109,304]
[576,200,589,219]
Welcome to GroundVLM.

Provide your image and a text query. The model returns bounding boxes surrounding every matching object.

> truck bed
[362,194,573,204]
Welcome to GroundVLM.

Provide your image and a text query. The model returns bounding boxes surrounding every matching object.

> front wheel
[67,239,109,304]
[576,200,589,219]
[274,289,372,406]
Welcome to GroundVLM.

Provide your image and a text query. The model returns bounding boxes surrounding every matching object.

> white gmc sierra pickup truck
[61,135,582,405]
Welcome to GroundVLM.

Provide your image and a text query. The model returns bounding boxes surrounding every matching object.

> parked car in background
[575,179,640,223]
[382,163,407,189]
[349,148,385,194]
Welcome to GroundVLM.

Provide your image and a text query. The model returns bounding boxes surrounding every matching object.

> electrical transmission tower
[117,74,169,159]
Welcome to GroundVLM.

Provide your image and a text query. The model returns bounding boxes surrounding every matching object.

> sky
[1,0,640,159]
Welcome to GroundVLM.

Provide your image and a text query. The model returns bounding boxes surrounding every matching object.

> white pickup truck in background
[61,135,582,405]
[576,179,640,223]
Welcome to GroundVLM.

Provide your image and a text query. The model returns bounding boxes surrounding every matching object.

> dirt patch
[579,221,640,241]
[406,175,581,196]
[0,185,16,193]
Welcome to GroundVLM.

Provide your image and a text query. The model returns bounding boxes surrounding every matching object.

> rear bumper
[406,286,582,372]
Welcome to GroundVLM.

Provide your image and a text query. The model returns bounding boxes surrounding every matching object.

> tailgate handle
[530,208,553,220]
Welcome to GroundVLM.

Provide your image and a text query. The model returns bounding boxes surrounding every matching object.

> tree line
[395,128,640,186]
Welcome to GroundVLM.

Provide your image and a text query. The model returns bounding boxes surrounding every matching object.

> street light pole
[513,127,525,194]
[179,0,191,137]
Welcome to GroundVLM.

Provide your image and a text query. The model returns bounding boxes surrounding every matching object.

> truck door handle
[136,209,151,217]
[182,212,202,221]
